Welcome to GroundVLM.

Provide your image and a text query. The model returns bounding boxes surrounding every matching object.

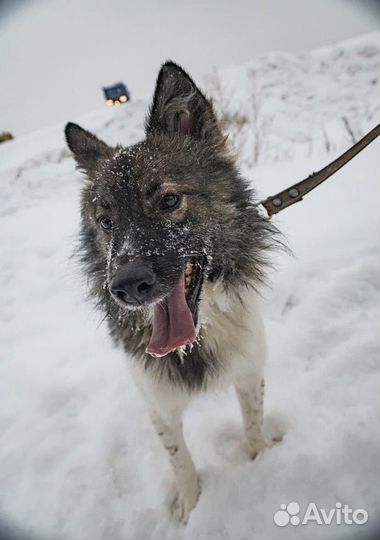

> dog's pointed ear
[65,123,115,174]
[145,61,224,145]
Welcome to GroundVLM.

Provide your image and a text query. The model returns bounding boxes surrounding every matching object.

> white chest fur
[198,281,267,383]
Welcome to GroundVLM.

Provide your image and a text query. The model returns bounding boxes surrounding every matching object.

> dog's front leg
[235,376,274,460]
[149,408,200,525]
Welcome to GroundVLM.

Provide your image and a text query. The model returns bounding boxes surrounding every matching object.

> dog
[65,61,279,524]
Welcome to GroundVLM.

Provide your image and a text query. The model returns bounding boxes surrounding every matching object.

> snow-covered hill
[205,33,380,167]
[0,34,379,540]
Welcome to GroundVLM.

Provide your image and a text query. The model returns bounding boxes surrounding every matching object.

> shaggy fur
[65,61,279,524]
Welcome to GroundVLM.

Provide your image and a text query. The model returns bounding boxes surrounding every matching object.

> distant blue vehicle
[103,82,130,106]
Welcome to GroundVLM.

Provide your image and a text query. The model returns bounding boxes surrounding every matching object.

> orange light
[120,95,127,103]
[106,99,113,106]
[114,100,121,107]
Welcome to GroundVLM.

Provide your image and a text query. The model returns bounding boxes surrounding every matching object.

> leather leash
[260,123,380,218]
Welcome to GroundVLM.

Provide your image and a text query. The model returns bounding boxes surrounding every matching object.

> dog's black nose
[110,262,157,305]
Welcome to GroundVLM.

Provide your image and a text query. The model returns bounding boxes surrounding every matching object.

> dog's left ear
[65,122,115,175]
[146,61,224,146]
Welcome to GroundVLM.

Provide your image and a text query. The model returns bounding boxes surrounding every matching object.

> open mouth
[146,256,206,358]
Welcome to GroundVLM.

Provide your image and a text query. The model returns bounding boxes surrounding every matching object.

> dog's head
[65,62,274,357]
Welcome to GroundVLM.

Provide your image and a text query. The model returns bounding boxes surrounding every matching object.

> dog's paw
[171,476,201,525]
[248,434,282,460]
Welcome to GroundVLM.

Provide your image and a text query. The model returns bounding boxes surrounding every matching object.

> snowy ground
[0,34,379,540]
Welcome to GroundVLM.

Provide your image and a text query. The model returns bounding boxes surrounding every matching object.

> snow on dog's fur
[65,61,280,524]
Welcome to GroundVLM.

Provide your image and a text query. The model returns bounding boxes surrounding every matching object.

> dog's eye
[97,215,113,232]
[160,194,181,212]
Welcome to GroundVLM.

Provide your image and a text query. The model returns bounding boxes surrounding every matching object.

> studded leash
[260,123,380,218]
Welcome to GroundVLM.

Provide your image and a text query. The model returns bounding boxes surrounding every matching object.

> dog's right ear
[65,123,114,174]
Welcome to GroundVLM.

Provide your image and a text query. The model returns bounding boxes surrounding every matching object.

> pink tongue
[146,274,196,357]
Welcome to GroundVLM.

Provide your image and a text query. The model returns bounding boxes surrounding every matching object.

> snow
[205,33,380,166]
[0,34,379,540]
